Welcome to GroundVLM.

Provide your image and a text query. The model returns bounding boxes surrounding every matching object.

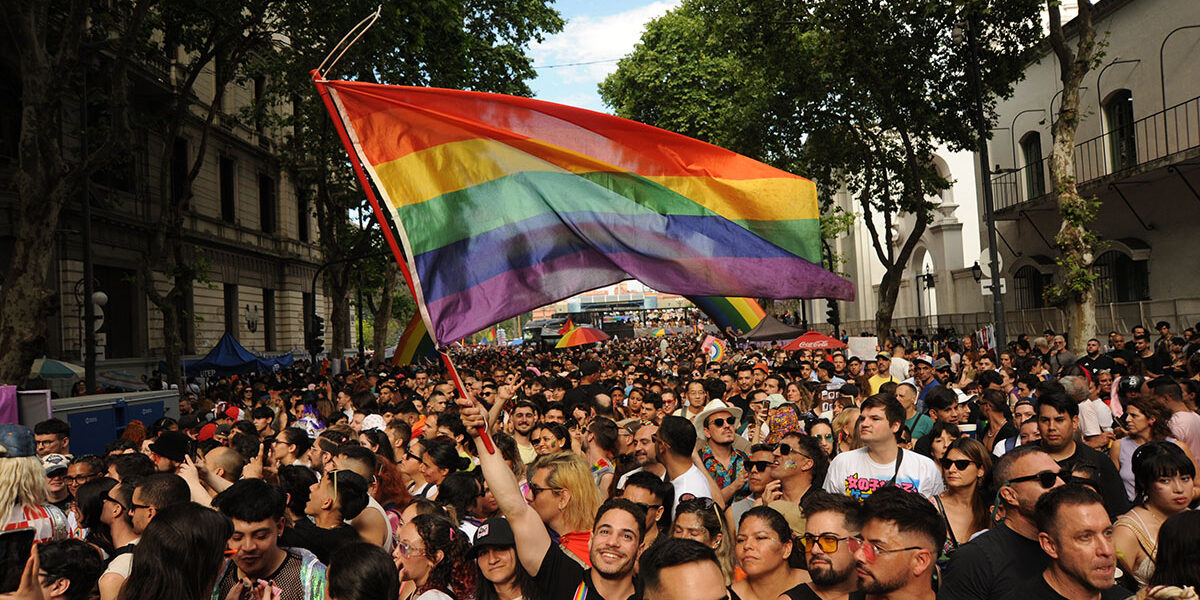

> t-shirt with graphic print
[822,447,944,500]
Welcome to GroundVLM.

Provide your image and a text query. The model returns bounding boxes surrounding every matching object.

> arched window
[1104,89,1137,172]
[1013,265,1049,309]
[1020,131,1046,200]
[1093,250,1149,304]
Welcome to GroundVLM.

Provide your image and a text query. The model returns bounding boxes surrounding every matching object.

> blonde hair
[531,452,600,532]
[832,407,862,451]
[0,457,49,527]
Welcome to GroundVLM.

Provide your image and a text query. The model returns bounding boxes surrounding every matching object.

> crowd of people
[4,321,1200,600]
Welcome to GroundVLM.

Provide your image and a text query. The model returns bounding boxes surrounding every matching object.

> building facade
[981,0,1200,335]
[0,48,354,377]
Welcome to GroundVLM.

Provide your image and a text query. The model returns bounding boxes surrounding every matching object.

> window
[1104,90,1137,172]
[259,173,276,234]
[224,283,239,338]
[1094,251,1149,304]
[253,75,266,133]
[1013,266,1049,309]
[1020,132,1046,200]
[263,289,275,352]
[220,156,236,223]
[297,187,310,242]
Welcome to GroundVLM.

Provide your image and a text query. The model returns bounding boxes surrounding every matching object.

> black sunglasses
[939,458,975,471]
[708,417,735,428]
[746,460,772,473]
[1007,470,1064,489]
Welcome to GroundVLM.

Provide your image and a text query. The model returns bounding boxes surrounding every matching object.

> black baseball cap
[468,517,516,557]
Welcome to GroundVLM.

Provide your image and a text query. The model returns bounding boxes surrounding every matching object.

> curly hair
[411,513,475,598]
[1126,395,1175,441]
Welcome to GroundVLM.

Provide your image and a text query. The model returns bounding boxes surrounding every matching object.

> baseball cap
[42,453,70,476]
[0,424,36,458]
[469,518,516,557]
[876,352,891,360]
[912,354,934,367]
[197,423,217,442]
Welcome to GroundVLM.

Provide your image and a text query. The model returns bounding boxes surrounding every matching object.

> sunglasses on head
[939,458,975,471]
[1007,470,1064,489]
[708,416,735,428]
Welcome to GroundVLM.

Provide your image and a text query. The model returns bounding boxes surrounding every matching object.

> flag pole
[311,68,495,453]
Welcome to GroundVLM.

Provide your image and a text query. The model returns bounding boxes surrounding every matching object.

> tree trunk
[1047,0,1098,355]
[370,262,400,366]
[328,266,351,359]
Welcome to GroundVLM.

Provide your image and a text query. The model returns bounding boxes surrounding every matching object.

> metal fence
[991,94,1200,211]
[820,297,1200,340]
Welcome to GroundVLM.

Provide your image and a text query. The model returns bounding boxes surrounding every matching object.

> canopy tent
[781,331,846,351]
[737,315,807,342]
[174,333,294,377]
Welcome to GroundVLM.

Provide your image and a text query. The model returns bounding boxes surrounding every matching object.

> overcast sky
[528,0,680,113]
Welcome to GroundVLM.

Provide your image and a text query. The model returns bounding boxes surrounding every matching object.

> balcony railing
[992,93,1200,211]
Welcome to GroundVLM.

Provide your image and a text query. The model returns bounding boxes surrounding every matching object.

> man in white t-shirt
[656,416,713,517]
[823,395,944,500]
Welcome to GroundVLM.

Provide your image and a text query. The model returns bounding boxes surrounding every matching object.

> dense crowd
[4,321,1200,600]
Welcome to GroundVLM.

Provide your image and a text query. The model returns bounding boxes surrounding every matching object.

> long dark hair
[117,503,233,600]
[75,477,117,554]
[1147,511,1200,588]
[472,544,540,600]
[411,513,475,598]
[943,437,993,533]
[328,542,400,600]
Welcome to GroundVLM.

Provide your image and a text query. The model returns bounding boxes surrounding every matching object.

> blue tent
[173,333,294,377]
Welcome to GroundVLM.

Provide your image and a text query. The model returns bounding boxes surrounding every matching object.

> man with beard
[772,432,826,506]
[462,393,645,599]
[790,492,866,600]
[695,399,747,503]
[1000,485,1128,600]
[939,446,1064,600]
[617,423,665,489]
[511,400,540,464]
[212,479,327,600]
[852,486,941,600]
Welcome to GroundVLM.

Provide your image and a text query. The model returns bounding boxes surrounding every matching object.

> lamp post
[962,12,1007,350]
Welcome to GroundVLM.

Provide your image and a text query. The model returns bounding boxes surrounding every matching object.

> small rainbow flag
[318,80,854,345]
[558,317,575,335]
[653,328,667,337]
[392,314,437,366]
[485,327,497,344]
[702,334,727,362]
[688,296,766,336]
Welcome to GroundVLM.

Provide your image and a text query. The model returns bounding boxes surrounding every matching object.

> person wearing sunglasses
[770,434,828,506]
[695,399,748,505]
[789,492,864,600]
[729,444,779,528]
[939,445,1064,600]
[851,486,943,600]
[620,471,673,549]
[932,438,993,566]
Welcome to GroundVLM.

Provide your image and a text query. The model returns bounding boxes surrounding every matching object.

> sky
[527,0,680,113]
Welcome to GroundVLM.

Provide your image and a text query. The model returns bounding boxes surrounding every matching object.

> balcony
[991,94,1200,211]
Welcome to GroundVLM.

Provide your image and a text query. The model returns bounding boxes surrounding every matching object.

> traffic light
[309,313,325,357]
[825,299,840,329]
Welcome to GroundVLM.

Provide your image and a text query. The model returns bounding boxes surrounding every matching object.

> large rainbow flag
[687,296,767,336]
[391,313,437,366]
[318,80,854,345]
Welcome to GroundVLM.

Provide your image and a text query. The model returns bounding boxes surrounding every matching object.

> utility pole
[81,67,97,394]
[965,12,1007,350]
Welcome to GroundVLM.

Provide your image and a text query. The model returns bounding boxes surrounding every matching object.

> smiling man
[212,478,327,600]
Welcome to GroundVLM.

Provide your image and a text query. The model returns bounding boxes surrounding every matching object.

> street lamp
[972,261,983,282]
[245,304,260,333]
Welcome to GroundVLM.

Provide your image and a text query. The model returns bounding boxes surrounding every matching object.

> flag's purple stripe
[425,250,854,343]
[413,212,801,304]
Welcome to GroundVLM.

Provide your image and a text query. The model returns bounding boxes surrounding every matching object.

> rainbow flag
[653,328,667,337]
[485,327,497,344]
[391,314,437,366]
[319,80,854,344]
[702,334,727,362]
[558,317,575,335]
[688,296,766,336]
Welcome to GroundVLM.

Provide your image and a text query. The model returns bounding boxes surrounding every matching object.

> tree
[263,0,563,354]
[136,0,281,390]
[602,0,1041,340]
[1044,0,1100,354]
[0,1,150,386]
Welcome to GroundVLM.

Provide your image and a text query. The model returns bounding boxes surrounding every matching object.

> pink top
[1169,411,1200,461]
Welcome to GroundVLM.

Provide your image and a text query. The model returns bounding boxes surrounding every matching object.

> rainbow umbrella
[555,326,610,349]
